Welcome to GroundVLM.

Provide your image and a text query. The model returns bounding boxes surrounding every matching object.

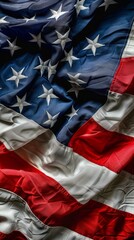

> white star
[24,15,36,23]
[67,73,85,85]
[83,35,105,56]
[48,4,68,21]
[74,0,88,15]
[44,111,59,128]
[62,49,79,67]
[53,30,71,50]
[67,73,85,97]
[34,57,49,76]
[29,32,45,48]
[3,39,21,56]
[66,106,79,120]
[7,67,27,87]
[100,0,117,11]
[11,94,31,113]
[47,62,57,79]
[0,16,9,24]
[38,85,58,105]
[68,84,83,98]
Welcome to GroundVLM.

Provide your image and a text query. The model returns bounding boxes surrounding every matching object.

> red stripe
[124,158,134,175]
[110,57,134,95]
[0,232,26,240]
[66,200,134,240]
[0,143,41,174]
[0,144,134,239]
[68,118,134,173]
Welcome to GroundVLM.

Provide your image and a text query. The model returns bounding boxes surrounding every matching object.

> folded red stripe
[69,118,134,173]
[111,57,134,95]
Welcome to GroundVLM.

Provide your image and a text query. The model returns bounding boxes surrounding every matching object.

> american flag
[0,0,134,239]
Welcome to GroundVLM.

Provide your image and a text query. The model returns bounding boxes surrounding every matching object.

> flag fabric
[0,0,134,239]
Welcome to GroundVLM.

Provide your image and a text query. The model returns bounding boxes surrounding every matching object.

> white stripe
[0,104,45,150]
[93,171,134,214]
[122,22,134,58]
[93,91,134,137]
[0,188,91,240]
[15,131,117,204]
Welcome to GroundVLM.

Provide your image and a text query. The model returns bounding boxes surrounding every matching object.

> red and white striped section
[0,105,134,238]
[15,132,117,204]
[0,188,91,240]
[0,150,133,239]
[14,131,134,214]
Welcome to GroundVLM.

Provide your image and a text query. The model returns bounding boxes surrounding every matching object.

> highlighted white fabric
[93,91,134,137]
[0,104,46,150]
